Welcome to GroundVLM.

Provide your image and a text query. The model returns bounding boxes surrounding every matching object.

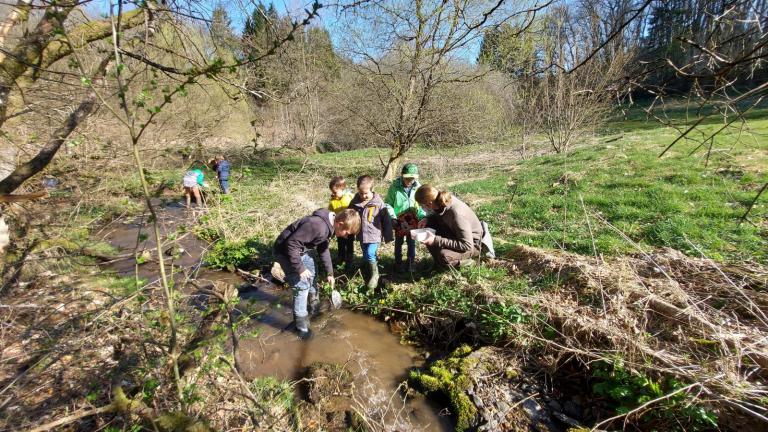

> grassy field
[18,103,763,432]
[199,107,768,267]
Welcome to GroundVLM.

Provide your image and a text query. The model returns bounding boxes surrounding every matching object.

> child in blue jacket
[212,155,230,194]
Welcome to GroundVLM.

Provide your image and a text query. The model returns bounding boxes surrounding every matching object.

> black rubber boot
[366,261,379,291]
[308,292,320,316]
[393,256,404,273]
[295,314,312,340]
[406,257,415,273]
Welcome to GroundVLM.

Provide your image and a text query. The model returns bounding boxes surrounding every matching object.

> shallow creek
[98,201,451,431]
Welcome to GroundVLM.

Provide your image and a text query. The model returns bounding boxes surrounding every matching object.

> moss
[429,365,454,383]
[453,344,472,357]
[408,346,478,431]
[409,370,442,392]
[449,385,477,432]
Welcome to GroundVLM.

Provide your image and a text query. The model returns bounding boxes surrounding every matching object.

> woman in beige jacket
[414,185,483,268]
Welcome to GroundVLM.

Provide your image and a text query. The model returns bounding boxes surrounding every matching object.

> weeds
[591,360,718,431]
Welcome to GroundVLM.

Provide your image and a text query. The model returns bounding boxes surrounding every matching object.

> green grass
[452,123,767,263]
[183,103,767,432]
[197,103,767,266]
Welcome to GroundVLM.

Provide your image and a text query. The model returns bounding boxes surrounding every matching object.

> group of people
[273,163,488,339]
[180,158,489,339]
[181,156,230,207]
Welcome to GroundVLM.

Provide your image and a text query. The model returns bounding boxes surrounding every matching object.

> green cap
[401,163,419,178]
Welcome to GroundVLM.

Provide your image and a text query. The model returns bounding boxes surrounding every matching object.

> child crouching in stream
[273,208,361,339]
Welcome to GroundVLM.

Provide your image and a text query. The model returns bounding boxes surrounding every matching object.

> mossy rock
[408,345,478,432]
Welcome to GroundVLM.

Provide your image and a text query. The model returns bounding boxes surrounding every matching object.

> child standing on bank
[327,176,355,269]
[273,208,361,339]
[385,163,425,272]
[212,155,231,194]
[349,175,393,290]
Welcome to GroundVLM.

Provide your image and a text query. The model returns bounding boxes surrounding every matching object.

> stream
[97,200,452,431]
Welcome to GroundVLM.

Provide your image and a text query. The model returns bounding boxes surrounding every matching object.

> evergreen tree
[210,4,238,60]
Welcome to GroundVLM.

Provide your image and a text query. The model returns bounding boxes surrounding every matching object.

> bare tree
[536,6,632,153]
[334,0,551,179]
[0,1,153,195]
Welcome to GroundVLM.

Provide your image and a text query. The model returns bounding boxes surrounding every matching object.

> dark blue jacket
[273,209,335,276]
[217,160,230,180]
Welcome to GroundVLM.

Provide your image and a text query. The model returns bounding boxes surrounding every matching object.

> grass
[459,146,766,263]
[199,105,767,267]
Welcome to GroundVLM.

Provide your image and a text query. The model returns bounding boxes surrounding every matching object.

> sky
[84,0,490,63]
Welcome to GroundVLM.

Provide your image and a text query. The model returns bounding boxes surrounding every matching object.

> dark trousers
[336,235,355,265]
[427,244,479,268]
[426,224,479,268]
[394,235,416,265]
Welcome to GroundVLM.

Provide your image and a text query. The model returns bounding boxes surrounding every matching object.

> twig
[25,404,115,432]
[739,182,767,225]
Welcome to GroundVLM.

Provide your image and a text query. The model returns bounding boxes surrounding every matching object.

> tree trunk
[0,55,111,195]
[383,157,400,181]
[382,142,403,180]
[0,1,33,63]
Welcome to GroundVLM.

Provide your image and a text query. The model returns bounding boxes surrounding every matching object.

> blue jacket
[217,160,230,180]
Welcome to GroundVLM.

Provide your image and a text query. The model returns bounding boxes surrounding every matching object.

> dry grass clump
[504,244,768,426]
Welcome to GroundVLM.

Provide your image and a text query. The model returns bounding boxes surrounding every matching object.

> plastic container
[410,228,436,242]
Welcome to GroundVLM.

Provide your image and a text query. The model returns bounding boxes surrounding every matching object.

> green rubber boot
[366,261,379,291]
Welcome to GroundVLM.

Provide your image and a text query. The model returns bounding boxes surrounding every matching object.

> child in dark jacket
[212,155,231,194]
[273,208,360,339]
[349,175,393,290]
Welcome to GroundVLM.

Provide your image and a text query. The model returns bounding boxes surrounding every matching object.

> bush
[205,238,272,271]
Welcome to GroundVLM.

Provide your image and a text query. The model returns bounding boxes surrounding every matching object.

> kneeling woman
[414,185,482,268]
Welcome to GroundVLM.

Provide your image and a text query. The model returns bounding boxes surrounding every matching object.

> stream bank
[99,201,452,431]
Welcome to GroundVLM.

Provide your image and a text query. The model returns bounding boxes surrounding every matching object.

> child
[212,155,231,194]
[385,163,425,272]
[349,175,393,290]
[273,208,361,339]
[327,176,355,269]
[182,162,205,207]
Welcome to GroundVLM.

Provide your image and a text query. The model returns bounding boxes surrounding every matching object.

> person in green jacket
[385,163,426,272]
[182,162,206,208]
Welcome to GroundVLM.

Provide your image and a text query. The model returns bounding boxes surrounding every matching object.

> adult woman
[414,185,482,268]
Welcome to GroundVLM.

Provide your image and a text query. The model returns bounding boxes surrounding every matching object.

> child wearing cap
[385,163,426,272]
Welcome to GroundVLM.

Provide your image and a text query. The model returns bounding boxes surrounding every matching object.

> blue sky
[86,0,486,63]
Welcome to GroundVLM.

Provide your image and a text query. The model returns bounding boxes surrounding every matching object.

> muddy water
[100,202,451,431]
[97,201,206,282]
[233,278,451,430]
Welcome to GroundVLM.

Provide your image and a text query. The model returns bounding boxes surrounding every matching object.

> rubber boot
[308,292,320,316]
[406,257,415,273]
[294,314,312,340]
[393,257,403,273]
[366,261,379,291]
